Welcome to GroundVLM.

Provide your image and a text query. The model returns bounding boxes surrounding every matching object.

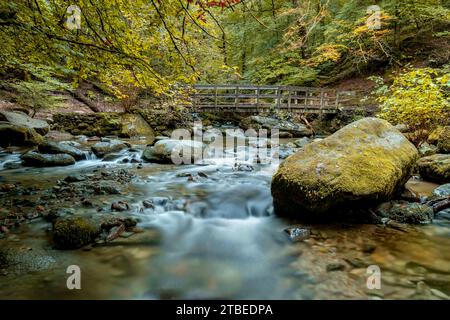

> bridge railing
[181,84,348,113]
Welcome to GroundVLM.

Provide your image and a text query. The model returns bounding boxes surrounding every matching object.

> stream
[0,136,449,300]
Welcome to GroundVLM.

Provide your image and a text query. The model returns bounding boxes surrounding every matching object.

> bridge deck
[184,84,355,114]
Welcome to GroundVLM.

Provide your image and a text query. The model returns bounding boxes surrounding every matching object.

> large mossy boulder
[0,110,49,135]
[417,154,450,184]
[91,139,130,157]
[0,123,44,147]
[142,139,205,164]
[38,140,86,160]
[21,151,76,167]
[53,216,100,249]
[120,114,155,142]
[271,117,418,220]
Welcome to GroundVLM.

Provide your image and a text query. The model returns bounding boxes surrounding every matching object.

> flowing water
[0,137,449,300]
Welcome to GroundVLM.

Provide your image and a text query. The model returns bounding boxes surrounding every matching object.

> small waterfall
[82,150,97,161]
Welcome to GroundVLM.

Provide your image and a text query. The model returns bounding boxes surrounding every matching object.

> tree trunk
[68,88,101,113]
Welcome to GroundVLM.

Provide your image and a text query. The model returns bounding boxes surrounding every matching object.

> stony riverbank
[0,110,449,299]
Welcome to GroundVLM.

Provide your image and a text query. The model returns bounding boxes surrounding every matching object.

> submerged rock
[375,201,433,224]
[91,139,129,157]
[53,216,100,249]
[284,227,310,242]
[102,153,123,162]
[38,140,86,160]
[21,151,76,167]
[0,123,44,147]
[0,110,49,135]
[271,117,418,220]
[142,139,205,164]
[417,154,450,183]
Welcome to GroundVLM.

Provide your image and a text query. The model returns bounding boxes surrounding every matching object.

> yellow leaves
[376,68,450,138]
[305,44,347,67]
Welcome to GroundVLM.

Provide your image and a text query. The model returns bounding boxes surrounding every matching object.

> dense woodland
[0,0,450,133]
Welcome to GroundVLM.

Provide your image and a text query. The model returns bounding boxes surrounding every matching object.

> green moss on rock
[271,117,418,220]
[437,126,450,153]
[53,216,100,249]
[0,123,44,147]
[417,154,450,183]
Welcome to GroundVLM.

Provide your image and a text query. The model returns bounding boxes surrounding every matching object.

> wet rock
[272,118,418,219]
[93,182,120,195]
[418,142,438,157]
[240,115,313,137]
[0,110,49,135]
[385,220,411,232]
[284,227,310,242]
[432,184,450,197]
[60,140,81,147]
[278,132,293,138]
[81,199,93,207]
[417,154,450,183]
[143,200,155,209]
[142,139,205,164]
[21,151,76,167]
[64,175,85,183]
[233,163,254,172]
[38,140,86,160]
[43,208,75,222]
[436,126,450,153]
[344,258,367,268]
[91,139,129,158]
[53,216,100,249]
[111,201,130,212]
[101,216,138,230]
[0,123,44,147]
[198,171,208,178]
[326,263,346,272]
[399,187,421,202]
[105,224,125,242]
[143,197,169,209]
[278,149,295,159]
[375,201,433,224]
[3,161,21,170]
[361,243,376,254]
[293,137,311,148]
[119,231,135,238]
[0,184,16,192]
[102,153,123,162]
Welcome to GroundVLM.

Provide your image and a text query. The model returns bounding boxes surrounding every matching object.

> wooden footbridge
[184,84,357,114]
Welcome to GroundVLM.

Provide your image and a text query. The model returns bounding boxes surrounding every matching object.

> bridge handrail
[182,84,359,113]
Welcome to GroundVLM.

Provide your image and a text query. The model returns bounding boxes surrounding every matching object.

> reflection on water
[0,139,449,300]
